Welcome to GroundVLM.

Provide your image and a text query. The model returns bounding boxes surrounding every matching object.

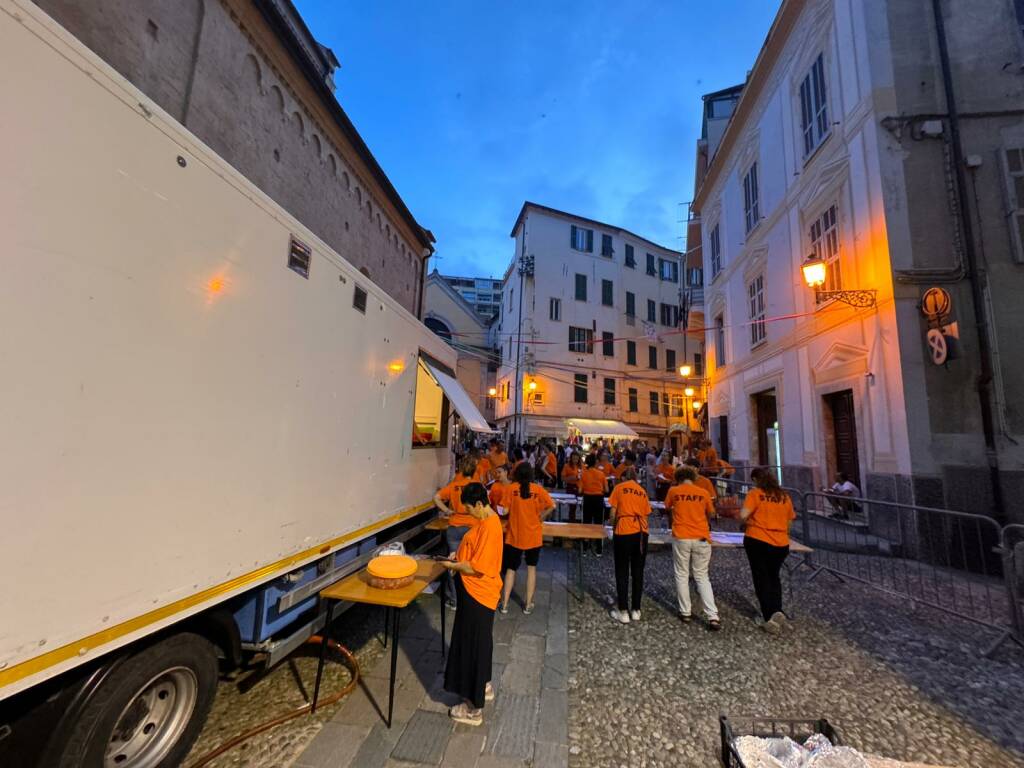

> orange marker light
[206,276,227,296]
[387,360,406,374]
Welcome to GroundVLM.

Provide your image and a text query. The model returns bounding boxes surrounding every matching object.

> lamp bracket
[814,289,877,308]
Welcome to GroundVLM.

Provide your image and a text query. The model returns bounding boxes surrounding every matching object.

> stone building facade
[32,0,432,316]
[692,0,1024,521]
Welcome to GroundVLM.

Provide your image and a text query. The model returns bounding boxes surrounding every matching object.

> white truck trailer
[0,2,491,764]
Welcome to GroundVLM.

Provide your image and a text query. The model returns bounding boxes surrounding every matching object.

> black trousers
[743,536,790,621]
[582,494,605,525]
[613,532,648,611]
[444,575,494,709]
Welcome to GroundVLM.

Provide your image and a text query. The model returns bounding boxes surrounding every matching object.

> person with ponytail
[499,462,554,615]
[740,469,797,633]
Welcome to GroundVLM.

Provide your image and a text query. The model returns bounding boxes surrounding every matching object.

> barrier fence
[713,477,1023,657]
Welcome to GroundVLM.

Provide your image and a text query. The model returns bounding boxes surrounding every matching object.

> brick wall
[33,0,428,316]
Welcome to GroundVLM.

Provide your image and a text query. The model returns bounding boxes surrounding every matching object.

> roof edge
[509,201,682,255]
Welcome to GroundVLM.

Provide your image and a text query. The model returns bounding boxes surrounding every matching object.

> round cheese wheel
[366,554,417,580]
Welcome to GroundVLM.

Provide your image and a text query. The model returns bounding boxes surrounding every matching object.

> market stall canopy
[523,417,568,438]
[424,363,498,434]
[566,418,639,439]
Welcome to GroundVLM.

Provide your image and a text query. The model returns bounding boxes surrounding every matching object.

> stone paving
[291,549,570,768]
[568,544,1024,767]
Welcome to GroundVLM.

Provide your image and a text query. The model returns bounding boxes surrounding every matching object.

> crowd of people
[435,435,796,728]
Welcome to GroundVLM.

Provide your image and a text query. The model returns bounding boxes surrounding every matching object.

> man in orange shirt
[580,454,608,553]
[472,450,492,485]
[664,467,720,630]
[434,456,477,608]
[612,452,636,483]
[607,468,651,623]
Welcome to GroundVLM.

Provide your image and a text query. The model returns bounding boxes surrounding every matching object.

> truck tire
[51,633,218,768]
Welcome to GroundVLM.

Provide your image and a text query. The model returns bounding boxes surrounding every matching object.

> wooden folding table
[311,559,446,727]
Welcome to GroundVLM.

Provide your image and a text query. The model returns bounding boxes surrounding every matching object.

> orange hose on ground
[186,635,360,768]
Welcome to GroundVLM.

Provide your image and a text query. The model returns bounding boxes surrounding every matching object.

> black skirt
[443,574,495,709]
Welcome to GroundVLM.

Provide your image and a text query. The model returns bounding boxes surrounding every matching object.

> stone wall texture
[33,0,427,316]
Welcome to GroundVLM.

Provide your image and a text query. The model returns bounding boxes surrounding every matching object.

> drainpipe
[930,0,1004,520]
[512,221,527,446]
[181,0,207,127]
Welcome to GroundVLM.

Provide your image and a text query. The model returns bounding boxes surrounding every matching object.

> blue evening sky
[294,1,778,279]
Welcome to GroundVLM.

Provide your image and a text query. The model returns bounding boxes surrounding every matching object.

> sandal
[708,619,722,632]
[449,702,483,726]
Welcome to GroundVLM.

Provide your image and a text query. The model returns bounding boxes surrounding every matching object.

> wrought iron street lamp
[802,255,877,308]
[678,364,692,377]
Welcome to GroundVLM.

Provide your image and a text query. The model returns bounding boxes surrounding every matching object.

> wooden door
[753,390,777,467]
[827,390,860,486]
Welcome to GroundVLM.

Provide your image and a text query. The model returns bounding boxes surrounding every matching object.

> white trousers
[671,538,718,620]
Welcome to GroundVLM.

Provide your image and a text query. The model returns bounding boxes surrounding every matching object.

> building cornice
[692,0,806,212]
[510,201,682,256]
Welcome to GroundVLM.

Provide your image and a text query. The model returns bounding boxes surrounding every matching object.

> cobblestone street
[569,544,1024,767]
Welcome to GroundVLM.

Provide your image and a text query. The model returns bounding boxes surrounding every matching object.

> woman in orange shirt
[540,447,558,487]
[664,467,720,630]
[488,464,511,513]
[580,454,608,553]
[440,482,504,726]
[607,468,651,623]
[500,463,555,614]
[654,452,676,502]
[489,441,509,472]
[561,452,583,495]
[434,457,478,608]
[740,469,797,633]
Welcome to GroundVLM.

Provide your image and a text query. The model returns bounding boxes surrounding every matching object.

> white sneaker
[630,610,641,622]
[609,608,630,624]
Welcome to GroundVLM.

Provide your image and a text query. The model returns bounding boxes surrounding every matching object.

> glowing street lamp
[487,386,497,397]
[692,400,702,411]
[684,386,695,398]
[678,364,692,377]
[801,254,877,308]
[527,380,537,391]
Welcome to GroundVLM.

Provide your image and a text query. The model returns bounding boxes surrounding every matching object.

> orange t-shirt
[456,512,504,609]
[695,474,717,499]
[613,463,634,480]
[488,481,511,510]
[504,483,554,550]
[473,457,492,484]
[438,475,475,528]
[580,467,606,495]
[597,461,614,477]
[654,463,675,484]
[561,463,582,488]
[698,446,719,466]
[608,480,650,535]
[490,450,508,469]
[664,482,715,540]
[743,488,796,547]
[544,453,557,478]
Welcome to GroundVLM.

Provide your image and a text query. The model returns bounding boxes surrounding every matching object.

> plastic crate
[719,714,840,767]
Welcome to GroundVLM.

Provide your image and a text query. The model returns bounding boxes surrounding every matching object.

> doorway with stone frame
[822,388,861,490]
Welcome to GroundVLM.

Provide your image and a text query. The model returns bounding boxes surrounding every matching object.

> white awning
[566,418,639,439]
[523,417,568,438]
[424,363,498,434]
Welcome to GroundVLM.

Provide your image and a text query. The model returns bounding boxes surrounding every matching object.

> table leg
[311,600,334,714]
[439,582,447,660]
[383,606,390,648]
[572,540,584,602]
[387,607,401,728]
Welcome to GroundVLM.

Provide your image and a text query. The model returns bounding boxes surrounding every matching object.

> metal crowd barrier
[712,478,1023,656]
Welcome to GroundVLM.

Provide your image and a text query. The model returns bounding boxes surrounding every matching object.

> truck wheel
[54,633,218,768]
